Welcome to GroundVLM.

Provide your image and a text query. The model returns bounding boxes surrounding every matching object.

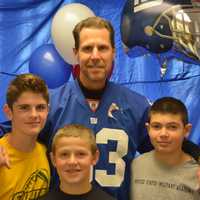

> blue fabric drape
[0,0,200,145]
[0,0,63,120]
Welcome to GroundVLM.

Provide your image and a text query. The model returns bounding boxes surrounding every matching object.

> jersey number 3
[95,128,128,187]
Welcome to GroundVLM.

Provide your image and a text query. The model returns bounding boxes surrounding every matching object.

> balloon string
[0,72,17,77]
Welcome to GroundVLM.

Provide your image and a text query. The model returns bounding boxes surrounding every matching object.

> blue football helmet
[121,0,200,60]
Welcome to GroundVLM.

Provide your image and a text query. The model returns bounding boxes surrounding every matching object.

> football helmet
[121,0,200,60]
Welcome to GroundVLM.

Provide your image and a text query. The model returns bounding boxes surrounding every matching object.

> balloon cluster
[29,3,95,88]
[29,44,71,89]
[51,3,95,65]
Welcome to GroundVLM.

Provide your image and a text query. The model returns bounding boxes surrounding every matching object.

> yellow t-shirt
[0,135,50,200]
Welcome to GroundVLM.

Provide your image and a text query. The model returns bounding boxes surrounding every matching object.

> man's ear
[73,48,79,64]
[73,48,78,56]
[184,123,192,138]
[3,104,13,120]
[50,152,56,167]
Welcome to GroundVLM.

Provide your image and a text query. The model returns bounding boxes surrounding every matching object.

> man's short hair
[73,16,115,49]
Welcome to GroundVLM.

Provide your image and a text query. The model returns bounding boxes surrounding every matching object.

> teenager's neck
[154,150,192,166]
[60,182,92,195]
[7,131,37,152]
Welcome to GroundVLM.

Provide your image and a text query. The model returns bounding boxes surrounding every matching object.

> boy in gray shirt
[131,97,200,200]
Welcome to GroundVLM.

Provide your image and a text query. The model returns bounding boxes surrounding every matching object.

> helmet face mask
[121,0,200,60]
[154,4,200,60]
[170,6,200,59]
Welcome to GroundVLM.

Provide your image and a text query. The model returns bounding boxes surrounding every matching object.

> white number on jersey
[95,128,128,186]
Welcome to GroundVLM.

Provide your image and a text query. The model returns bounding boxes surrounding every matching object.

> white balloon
[51,3,95,64]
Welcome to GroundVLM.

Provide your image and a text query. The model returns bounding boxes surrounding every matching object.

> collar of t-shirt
[77,79,107,112]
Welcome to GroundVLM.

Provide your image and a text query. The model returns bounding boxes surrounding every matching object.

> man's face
[51,136,98,188]
[74,28,115,89]
[146,113,191,154]
[4,91,48,138]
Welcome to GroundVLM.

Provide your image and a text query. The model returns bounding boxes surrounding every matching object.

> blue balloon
[29,44,71,89]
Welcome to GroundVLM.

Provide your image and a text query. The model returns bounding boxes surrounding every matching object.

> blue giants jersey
[39,79,152,200]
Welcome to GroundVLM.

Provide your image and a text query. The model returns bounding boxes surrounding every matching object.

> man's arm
[137,134,153,153]
[182,139,200,162]
[137,106,154,153]
[0,120,11,136]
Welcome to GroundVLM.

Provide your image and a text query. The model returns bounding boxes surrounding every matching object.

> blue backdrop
[0,0,200,145]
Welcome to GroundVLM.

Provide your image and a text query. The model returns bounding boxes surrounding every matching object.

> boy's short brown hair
[148,97,189,125]
[51,124,98,155]
[6,73,49,109]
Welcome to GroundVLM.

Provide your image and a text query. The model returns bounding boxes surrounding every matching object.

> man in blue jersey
[40,16,151,200]
[1,16,200,200]
[38,16,200,200]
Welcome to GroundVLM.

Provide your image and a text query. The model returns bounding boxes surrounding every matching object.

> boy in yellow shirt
[0,73,50,200]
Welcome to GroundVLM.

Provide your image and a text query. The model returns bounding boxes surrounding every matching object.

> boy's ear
[184,123,192,138]
[3,104,13,120]
[92,150,100,166]
[50,152,56,167]
[47,104,50,112]
[145,122,150,131]
[112,48,116,58]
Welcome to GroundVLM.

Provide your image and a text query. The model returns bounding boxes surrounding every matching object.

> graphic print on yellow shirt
[0,136,50,200]
[12,168,49,199]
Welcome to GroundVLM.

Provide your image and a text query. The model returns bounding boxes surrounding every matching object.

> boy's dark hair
[6,73,49,109]
[73,16,115,50]
[148,97,188,125]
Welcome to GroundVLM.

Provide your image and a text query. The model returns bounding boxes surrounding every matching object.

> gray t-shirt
[131,150,200,200]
